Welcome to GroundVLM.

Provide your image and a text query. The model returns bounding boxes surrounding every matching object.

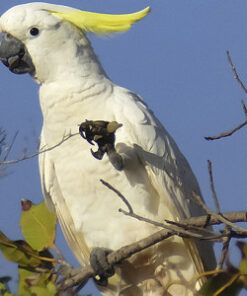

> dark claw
[90,247,114,286]
[86,138,94,145]
[79,123,95,145]
[79,120,123,169]
[91,148,104,160]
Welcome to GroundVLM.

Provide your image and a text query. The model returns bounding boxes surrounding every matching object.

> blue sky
[0,0,247,295]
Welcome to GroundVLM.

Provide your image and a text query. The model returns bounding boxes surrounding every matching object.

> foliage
[199,242,247,296]
[20,199,57,251]
[0,200,58,296]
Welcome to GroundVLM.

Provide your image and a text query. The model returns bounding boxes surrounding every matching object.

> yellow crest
[46,6,150,35]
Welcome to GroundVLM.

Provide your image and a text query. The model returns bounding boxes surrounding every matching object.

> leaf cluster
[199,242,247,296]
[0,200,57,296]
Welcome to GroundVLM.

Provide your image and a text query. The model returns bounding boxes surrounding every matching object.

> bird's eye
[30,27,39,36]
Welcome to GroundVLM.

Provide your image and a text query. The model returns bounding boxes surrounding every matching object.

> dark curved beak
[0,33,35,75]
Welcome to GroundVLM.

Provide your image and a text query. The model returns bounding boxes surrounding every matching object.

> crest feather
[46,7,150,34]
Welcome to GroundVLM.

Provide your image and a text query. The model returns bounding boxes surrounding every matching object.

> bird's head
[0,2,150,83]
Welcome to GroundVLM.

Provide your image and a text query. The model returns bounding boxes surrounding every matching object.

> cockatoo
[0,3,215,295]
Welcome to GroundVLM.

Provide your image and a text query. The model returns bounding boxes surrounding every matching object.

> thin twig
[208,160,221,213]
[192,192,247,234]
[3,131,19,161]
[100,179,133,213]
[0,132,78,165]
[226,50,247,94]
[164,219,216,236]
[101,180,218,239]
[241,100,247,118]
[119,208,219,240]
[181,211,247,227]
[205,120,247,141]
[216,234,231,270]
[207,160,232,269]
[205,52,247,141]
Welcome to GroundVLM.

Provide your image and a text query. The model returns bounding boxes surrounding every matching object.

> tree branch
[205,51,247,141]
[59,209,247,292]
[204,120,247,141]
[0,132,78,165]
[226,50,247,94]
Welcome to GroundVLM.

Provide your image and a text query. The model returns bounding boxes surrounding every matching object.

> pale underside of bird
[0,3,215,295]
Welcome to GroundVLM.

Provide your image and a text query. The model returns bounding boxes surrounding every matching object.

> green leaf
[0,232,40,267]
[237,242,247,274]
[18,267,56,296]
[236,241,247,287]
[199,272,242,296]
[29,282,57,296]
[20,200,57,251]
[0,282,13,296]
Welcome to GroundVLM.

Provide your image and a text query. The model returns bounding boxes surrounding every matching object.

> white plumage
[0,3,215,295]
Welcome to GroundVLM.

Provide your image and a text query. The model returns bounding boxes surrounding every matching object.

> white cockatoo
[0,3,215,295]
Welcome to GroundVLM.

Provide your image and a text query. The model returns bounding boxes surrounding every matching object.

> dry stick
[119,208,216,240]
[101,179,247,239]
[2,130,19,161]
[164,218,216,236]
[226,50,247,94]
[192,192,247,234]
[101,180,218,240]
[241,100,247,118]
[208,160,221,213]
[207,160,232,269]
[205,51,247,141]
[181,211,247,227]
[100,179,133,214]
[204,120,247,141]
[0,132,78,165]
[217,235,231,270]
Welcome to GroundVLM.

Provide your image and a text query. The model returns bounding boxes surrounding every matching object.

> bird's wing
[113,88,216,272]
[39,131,90,265]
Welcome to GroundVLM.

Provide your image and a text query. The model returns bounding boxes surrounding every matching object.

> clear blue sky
[0,1,247,295]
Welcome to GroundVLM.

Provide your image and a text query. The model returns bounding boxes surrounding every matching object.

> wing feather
[39,132,90,265]
[114,88,216,273]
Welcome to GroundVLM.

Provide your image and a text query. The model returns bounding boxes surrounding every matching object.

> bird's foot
[79,120,124,170]
[90,247,115,286]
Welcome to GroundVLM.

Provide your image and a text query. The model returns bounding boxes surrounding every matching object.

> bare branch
[205,120,247,141]
[205,52,247,141]
[192,192,247,234]
[101,180,217,239]
[207,160,221,213]
[0,132,78,165]
[2,131,19,162]
[241,100,247,118]
[226,50,247,94]
[100,179,133,213]
[216,234,231,270]
[181,211,247,227]
[119,208,218,240]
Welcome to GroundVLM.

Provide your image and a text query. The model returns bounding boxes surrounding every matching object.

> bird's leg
[79,120,124,170]
[90,247,115,286]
